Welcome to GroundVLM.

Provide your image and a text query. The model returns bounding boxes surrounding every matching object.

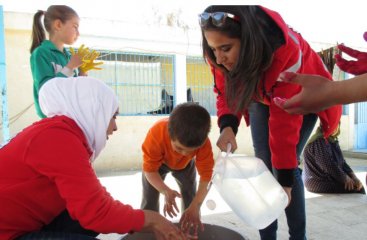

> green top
[30,40,77,118]
[307,124,340,145]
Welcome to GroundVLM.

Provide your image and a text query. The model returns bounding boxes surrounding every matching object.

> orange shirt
[142,118,214,182]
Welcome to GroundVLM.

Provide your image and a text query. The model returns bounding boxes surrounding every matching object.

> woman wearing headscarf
[0,77,186,240]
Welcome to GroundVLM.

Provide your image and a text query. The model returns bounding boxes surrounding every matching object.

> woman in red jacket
[0,77,186,240]
[199,5,341,240]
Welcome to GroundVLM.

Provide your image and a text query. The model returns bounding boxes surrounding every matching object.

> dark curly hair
[168,103,211,148]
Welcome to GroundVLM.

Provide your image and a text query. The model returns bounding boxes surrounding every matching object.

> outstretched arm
[179,180,209,238]
[273,72,367,114]
[144,171,181,218]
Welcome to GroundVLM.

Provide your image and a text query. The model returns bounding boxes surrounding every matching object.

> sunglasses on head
[198,12,239,27]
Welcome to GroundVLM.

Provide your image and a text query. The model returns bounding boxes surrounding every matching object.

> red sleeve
[298,38,342,138]
[264,29,341,170]
[263,40,304,170]
[269,82,303,169]
[26,128,145,234]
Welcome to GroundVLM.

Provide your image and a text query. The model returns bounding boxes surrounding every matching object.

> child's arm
[144,171,170,194]
[66,54,83,73]
[179,180,209,237]
[144,171,181,218]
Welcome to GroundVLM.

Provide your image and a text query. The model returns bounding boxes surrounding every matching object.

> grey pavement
[96,156,367,240]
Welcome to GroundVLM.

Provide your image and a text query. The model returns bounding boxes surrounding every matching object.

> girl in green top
[30,5,83,118]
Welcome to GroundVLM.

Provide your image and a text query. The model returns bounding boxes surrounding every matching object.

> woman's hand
[273,72,335,114]
[353,178,364,191]
[142,210,188,240]
[216,127,237,152]
[349,172,364,191]
[344,176,355,191]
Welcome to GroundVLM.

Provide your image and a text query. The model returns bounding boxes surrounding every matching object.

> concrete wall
[92,116,254,174]
[4,17,39,134]
[3,11,354,174]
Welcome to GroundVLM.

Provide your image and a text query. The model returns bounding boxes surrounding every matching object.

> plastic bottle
[211,144,288,229]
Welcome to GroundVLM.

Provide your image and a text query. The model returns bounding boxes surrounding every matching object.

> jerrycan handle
[225,142,232,156]
[225,143,243,175]
[226,142,232,155]
[207,143,233,191]
[222,143,232,180]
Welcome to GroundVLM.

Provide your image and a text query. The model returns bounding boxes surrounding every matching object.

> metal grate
[88,51,217,116]
[89,51,175,116]
[186,56,216,115]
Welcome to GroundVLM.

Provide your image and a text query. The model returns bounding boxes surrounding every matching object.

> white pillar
[174,54,187,105]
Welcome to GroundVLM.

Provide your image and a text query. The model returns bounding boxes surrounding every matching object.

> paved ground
[96,156,367,240]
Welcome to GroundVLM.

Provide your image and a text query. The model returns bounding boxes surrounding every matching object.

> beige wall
[3,11,354,174]
[92,115,350,174]
[92,116,254,174]
[4,28,39,134]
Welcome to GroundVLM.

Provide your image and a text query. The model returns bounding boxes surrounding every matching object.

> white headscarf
[39,76,118,161]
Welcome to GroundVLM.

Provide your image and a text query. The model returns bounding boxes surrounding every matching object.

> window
[186,56,216,115]
[89,51,175,115]
[87,51,216,116]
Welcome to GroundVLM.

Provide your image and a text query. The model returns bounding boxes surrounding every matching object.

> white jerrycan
[211,144,288,229]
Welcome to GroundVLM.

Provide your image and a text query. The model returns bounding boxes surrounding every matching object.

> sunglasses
[198,12,239,27]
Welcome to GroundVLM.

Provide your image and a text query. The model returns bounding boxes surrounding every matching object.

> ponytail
[30,10,45,53]
[30,6,78,53]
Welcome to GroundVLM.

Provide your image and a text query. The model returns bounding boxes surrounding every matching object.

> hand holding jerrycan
[211,143,289,229]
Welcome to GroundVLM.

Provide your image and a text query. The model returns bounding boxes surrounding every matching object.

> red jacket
[210,6,341,171]
[0,116,144,239]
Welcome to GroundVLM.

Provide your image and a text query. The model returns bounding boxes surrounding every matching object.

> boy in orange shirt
[141,102,214,237]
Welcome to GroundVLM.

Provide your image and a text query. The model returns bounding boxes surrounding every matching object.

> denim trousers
[248,102,317,240]
[16,210,99,240]
[141,160,197,212]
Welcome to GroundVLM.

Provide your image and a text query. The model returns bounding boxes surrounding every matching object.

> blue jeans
[248,102,317,240]
[16,210,99,240]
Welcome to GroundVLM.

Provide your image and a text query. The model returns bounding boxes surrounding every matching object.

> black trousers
[17,210,99,240]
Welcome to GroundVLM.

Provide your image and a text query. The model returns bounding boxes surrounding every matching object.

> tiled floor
[97,157,367,240]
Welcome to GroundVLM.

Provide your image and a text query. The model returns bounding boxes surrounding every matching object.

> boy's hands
[179,204,204,239]
[335,44,367,75]
[163,189,181,218]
